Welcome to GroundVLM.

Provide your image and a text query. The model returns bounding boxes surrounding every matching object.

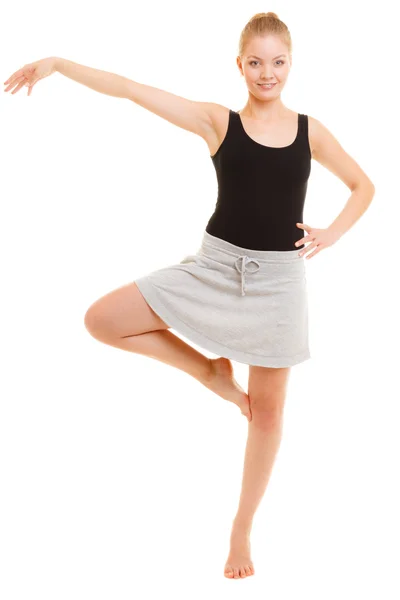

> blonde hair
[238,12,292,60]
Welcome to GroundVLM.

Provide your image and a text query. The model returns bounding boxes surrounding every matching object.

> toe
[244,565,253,576]
[224,565,234,578]
[239,567,247,577]
[233,568,240,578]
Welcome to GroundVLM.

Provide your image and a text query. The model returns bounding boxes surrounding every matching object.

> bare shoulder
[306,115,375,189]
[196,102,231,157]
[307,115,345,160]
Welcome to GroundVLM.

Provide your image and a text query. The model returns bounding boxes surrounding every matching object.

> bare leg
[84,282,251,419]
[224,366,291,579]
[88,329,252,420]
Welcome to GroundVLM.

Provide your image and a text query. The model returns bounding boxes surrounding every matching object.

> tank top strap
[298,114,311,155]
[215,109,243,151]
[298,113,310,137]
[229,109,242,132]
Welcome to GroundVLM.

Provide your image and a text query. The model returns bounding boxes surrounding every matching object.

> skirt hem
[135,278,311,368]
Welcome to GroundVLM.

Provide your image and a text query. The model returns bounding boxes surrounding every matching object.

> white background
[1,0,399,598]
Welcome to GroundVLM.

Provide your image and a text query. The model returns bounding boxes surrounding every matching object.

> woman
[4,12,375,580]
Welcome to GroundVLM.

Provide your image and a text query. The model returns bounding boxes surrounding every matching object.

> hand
[294,222,340,260]
[4,57,57,97]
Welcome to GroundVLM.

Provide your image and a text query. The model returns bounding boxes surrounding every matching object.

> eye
[249,60,285,67]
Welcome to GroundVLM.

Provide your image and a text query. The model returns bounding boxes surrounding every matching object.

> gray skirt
[134,230,311,368]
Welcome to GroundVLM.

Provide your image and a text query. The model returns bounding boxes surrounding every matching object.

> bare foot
[224,524,255,579]
[202,358,252,421]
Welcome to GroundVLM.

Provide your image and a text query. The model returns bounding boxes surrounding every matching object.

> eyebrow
[247,54,286,60]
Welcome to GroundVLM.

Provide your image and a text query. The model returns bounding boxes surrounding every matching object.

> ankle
[201,358,215,383]
[232,517,253,534]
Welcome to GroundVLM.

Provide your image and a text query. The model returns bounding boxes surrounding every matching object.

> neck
[240,98,288,120]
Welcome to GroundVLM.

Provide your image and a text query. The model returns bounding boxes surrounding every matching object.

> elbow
[368,181,376,197]
[353,178,375,193]
[365,178,375,191]
[359,179,376,206]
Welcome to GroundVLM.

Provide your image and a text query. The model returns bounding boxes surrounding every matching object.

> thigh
[84,281,170,338]
[248,365,291,411]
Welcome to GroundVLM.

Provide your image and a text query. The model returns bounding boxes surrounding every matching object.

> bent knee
[83,281,170,339]
[84,306,112,339]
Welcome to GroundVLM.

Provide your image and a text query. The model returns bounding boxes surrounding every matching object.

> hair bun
[251,11,279,21]
[239,11,290,60]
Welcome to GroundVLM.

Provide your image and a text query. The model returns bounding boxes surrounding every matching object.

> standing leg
[224,365,291,579]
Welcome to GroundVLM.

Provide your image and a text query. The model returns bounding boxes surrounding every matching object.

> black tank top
[205,109,312,251]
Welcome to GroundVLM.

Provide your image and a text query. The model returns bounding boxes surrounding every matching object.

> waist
[198,231,305,296]
[200,230,303,263]
[205,215,306,252]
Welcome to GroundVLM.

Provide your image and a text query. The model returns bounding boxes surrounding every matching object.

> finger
[299,241,316,256]
[11,79,27,95]
[4,73,18,85]
[305,246,322,259]
[295,234,312,247]
[296,223,311,233]
[5,74,26,92]
[6,67,34,88]
[4,69,26,86]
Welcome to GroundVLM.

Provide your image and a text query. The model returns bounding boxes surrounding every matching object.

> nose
[261,69,274,80]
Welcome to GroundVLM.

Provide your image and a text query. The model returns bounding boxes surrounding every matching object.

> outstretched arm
[55,57,215,139]
[55,57,132,99]
[4,56,222,153]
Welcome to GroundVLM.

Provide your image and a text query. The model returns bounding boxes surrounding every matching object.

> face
[237,35,292,97]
